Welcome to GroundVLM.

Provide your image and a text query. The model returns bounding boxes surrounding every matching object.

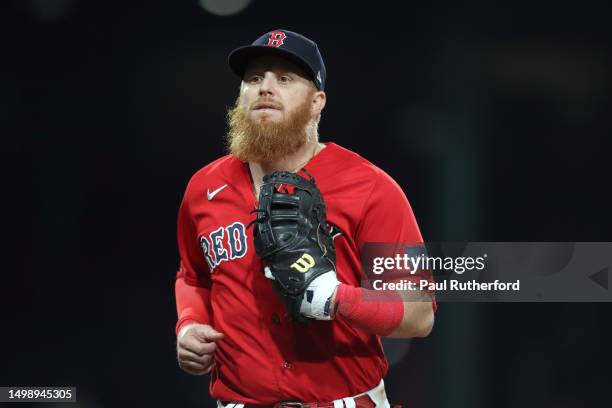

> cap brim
[228,45,317,84]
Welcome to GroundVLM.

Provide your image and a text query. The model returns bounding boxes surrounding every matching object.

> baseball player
[175,29,435,407]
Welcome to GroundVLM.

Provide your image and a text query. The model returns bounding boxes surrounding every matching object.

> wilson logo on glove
[290,253,316,273]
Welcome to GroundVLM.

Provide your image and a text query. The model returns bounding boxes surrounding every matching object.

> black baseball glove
[250,171,338,323]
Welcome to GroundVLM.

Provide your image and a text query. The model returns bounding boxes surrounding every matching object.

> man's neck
[248,140,325,196]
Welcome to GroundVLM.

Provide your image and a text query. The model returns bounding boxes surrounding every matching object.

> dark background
[2,0,611,407]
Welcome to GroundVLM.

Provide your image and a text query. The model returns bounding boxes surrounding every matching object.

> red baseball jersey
[175,142,424,403]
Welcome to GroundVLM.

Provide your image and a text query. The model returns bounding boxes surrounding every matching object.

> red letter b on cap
[267,31,286,47]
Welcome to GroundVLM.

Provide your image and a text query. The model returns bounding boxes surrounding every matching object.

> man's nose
[259,72,275,96]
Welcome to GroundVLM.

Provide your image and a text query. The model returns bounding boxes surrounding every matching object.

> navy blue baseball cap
[228,29,326,90]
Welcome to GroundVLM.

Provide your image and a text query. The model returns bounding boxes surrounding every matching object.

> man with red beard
[174,30,435,407]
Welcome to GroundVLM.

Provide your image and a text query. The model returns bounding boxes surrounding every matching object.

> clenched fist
[176,323,224,375]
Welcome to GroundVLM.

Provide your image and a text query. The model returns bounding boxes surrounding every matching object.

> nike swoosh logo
[207,184,228,201]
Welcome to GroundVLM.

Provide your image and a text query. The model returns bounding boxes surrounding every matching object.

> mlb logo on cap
[228,29,327,91]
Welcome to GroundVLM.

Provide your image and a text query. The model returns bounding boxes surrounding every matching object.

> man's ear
[312,91,326,116]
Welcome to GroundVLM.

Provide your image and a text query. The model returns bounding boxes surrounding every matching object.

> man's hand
[176,323,224,375]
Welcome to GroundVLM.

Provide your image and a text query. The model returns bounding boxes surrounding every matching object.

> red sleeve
[174,192,213,335]
[356,170,437,311]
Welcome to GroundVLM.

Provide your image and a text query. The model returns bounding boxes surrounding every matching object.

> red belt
[222,394,376,408]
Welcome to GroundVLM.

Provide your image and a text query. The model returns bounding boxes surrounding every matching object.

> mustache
[250,98,283,110]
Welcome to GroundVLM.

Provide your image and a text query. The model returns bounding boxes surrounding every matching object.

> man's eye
[248,75,262,83]
[279,75,291,83]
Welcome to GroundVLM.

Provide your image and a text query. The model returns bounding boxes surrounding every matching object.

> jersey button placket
[283,361,292,369]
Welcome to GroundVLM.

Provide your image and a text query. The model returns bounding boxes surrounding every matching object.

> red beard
[225,95,314,163]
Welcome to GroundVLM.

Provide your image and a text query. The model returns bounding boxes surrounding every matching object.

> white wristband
[300,271,340,320]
